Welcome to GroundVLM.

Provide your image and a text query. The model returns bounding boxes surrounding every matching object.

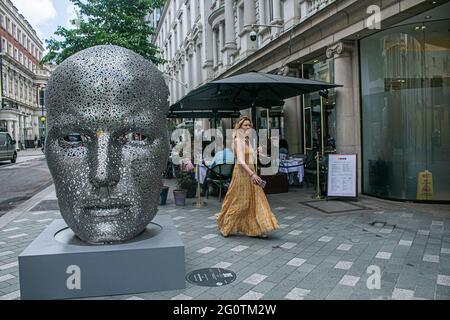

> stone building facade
[0,0,51,149]
[155,0,450,201]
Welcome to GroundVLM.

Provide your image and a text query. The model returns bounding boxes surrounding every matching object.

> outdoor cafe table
[279,158,304,185]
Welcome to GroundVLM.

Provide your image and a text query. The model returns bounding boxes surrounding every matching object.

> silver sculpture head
[45,45,169,244]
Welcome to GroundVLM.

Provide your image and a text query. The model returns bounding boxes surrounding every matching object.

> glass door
[301,57,336,157]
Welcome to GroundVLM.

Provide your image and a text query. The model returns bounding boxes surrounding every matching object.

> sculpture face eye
[60,133,91,147]
[118,132,150,145]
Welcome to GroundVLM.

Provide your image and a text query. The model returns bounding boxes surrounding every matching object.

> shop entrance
[361,17,450,201]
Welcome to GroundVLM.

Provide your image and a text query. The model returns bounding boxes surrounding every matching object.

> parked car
[0,132,17,163]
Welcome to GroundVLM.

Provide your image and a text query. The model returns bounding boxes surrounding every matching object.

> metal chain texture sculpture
[45,45,169,244]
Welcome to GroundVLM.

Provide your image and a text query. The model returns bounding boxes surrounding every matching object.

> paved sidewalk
[16,149,43,156]
[15,149,45,164]
[0,180,449,300]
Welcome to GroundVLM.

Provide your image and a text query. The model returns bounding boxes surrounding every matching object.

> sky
[11,0,77,50]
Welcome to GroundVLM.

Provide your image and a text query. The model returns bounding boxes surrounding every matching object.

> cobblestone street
[0,180,449,300]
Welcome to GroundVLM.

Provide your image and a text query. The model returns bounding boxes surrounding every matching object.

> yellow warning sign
[417,170,434,200]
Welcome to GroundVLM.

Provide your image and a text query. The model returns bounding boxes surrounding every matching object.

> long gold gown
[216,139,279,237]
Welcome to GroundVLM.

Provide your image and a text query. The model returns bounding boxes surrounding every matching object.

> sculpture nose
[89,131,120,188]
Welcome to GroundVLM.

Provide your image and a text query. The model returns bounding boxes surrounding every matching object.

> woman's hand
[251,173,262,185]
[257,146,267,157]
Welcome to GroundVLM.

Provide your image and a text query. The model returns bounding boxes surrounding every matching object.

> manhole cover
[186,268,236,287]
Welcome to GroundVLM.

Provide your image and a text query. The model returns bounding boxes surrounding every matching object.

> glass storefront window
[361,19,450,201]
[302,56,336,155]
[0,120,6,132]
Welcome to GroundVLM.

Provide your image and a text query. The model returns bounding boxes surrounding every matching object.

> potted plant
[173,158,196,205]
[160,186,169,205]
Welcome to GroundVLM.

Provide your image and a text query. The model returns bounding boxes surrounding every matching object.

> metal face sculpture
[45,45,169,244]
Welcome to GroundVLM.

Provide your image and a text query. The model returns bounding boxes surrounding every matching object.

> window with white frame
[0,12,5,28]
[1,38,6,53]
[214,27,219,66]
[196,43,202,86]
[14,79,18,97]
[9,75,12,95]
[2,73,6,95]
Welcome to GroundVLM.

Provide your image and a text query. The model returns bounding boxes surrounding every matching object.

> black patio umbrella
[169,71,342,125]
[167,109,241,119]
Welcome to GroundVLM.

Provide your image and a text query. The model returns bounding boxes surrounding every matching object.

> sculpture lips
[83,199,131,217]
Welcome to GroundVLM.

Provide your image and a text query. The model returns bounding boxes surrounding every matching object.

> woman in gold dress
[216,117,279,238]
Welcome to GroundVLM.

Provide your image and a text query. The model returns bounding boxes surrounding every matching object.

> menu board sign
[327,154,357,198]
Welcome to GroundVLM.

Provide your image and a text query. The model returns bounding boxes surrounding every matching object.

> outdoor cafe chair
[205,163,234,202]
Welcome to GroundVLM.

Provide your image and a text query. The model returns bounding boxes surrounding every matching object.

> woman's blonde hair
[233,116,253,139]
[233,116,252,130]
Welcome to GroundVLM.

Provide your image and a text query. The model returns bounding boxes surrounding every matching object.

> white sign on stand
[327,154,357,198]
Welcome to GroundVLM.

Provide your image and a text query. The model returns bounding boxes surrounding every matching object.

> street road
[0,156,52,217]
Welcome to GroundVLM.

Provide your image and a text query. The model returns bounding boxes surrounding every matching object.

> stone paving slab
[0,183,449,300]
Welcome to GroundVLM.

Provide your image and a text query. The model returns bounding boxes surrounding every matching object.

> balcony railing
[211,0,224,11]
[301,0,337,21]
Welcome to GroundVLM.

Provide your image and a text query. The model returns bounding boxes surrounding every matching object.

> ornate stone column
[182,5,188,37]
[326,41,361,189]
[240,0,257,53]
[258,0,266,24]
[212,28,218,67]
[172,33,176,56]
[218,22,224,66]
[184,54,191,91]
[244,0,256,26]
[192,44,198,88]
[177,22,182,49]
[272,0,282,25]
[13,120,19,150]
[170,74,176,104]
[224,0,236,50]
[326,41,355,153]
